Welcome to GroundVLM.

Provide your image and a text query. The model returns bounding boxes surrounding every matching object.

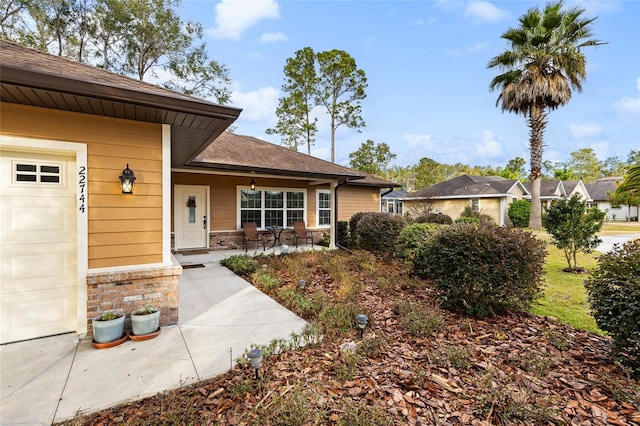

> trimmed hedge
[416,213,453,225]
[337,221,349,247]
[348,212,371,247]
[585,239,640,374]
[353,212,406,254]
[395,223,442,262]
[413,223,546,317]
[508,199,531,227]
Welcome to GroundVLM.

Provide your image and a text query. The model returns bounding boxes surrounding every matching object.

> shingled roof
[191,132,398,186]
[584,177,622,201]
[404,175,527,199]
[523,180,566,198]
[0,40,241,167]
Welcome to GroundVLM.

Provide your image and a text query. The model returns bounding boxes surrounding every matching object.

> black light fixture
[250,178,256,190]
[356,314,368,338]
[119,164,136,194]
[187,196,197,208]
[247,348,263,380]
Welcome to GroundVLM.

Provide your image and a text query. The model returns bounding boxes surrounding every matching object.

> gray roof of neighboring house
[523,180,565,197]
[382,190,407,199]
[192,132,399,186]
[404,175,526,199]
[584,177,623,201]
[0,40,242,167]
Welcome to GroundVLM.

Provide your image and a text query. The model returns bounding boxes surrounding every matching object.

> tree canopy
[0,0,231,103]
[348,139,396,176]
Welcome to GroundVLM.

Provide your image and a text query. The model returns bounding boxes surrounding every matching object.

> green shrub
[354,212,406,254]
[395,223,442,262]
[508,199,531,227]
[459,206,494,224]
[413,223,546,317]
[348,212,371,247]
[454,216,480,224]
[417,212,453,225]
[337,221,349,247]
[221,255,257,275]
[585,239,640,374]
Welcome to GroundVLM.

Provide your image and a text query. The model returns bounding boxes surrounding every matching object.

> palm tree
[615,164,640,196]
[488,1,604,228]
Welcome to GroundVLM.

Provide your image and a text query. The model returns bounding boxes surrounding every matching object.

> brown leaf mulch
[62,251,639,426]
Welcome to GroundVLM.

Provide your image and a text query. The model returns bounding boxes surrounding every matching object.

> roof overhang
[0,44,242,167]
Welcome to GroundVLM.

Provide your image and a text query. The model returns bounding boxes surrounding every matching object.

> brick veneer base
[86,260,182,338]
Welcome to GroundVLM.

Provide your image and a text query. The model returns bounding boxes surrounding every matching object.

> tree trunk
[527,105,547,229]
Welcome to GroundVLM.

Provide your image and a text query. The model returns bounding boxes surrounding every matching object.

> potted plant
[92,311,126,347]
[130,305,160,339]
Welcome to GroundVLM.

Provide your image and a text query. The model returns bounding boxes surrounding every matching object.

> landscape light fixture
[119,164,136,194]
[247,348,263,380]
[356,314,368,338]
[298,279,307,289]
[250,178,256,190]
[262,264,268,272]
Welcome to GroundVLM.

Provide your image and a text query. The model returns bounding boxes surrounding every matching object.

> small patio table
[264,226,290,248]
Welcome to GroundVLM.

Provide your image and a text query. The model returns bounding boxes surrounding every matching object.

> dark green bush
[416,212,453,225]
[221,255,257,275]
[508,199,531,227]
[348,212,371,247]
[454,216,480,224]
[585,239,640,374]
[337,221,349,247]
[459,206,494,224]
[395,223,442,262]
[413,223,546,317]
[354,212,406,254]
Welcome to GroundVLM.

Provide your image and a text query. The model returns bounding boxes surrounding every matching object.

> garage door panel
[0,287,76,343]
[1,199,76,243]
[1,243,76,292]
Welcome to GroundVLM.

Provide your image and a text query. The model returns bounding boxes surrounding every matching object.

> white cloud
[400,131,503,166]
[475,130,503,157]
[448,41,489,56]
[570,123,604,138]
[465,1,509,23]
[230,86,279,122]
[614,77,640,118]
[259,31,288,43]
[208,0,280,40]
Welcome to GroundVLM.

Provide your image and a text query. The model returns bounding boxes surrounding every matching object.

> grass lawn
[531,221,639,333]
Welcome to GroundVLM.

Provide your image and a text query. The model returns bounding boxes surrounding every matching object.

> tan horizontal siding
[1,103,163,269]
[337,186,380,221]
[479,199,501,223]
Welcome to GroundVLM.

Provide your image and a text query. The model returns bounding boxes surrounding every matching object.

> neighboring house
[562,179,591,201]
[175,132,398,249]
[0,41,396,344]
[381,190,406,215]
[585,177,638,221]
[523,180,566,209]
[402,175,528,226]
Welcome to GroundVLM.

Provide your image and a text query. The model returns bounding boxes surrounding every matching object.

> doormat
[178,249,209,255]
[182,263,205,269]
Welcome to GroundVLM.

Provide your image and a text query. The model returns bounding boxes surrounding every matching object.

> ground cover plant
[63,250,640,425]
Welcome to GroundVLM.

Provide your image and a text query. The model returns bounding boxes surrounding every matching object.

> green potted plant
[92,311,126,346]
[130,305,160,338]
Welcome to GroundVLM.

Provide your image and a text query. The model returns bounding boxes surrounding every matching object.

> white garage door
[0,150,77,344]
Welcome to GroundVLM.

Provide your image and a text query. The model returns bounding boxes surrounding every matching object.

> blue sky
[177,0,640,170]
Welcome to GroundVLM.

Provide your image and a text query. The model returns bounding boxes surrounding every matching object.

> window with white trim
[239,188,305,228]
[317,190,331,227]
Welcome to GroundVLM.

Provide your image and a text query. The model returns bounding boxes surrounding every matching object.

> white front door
[0,150,78,344]
[174,185,209,250]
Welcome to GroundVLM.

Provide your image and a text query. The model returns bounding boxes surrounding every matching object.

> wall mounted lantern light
[119,164,136,194]
[250,178,256,190]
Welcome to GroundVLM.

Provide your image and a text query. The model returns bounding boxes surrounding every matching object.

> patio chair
[292,221,313,248]
[243,222,265,252]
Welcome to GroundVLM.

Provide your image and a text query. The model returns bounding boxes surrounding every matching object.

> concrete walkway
[596,234,639,253]
[0,246,312,425]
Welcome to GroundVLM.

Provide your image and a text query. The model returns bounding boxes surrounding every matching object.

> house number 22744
[78,165,86,213]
